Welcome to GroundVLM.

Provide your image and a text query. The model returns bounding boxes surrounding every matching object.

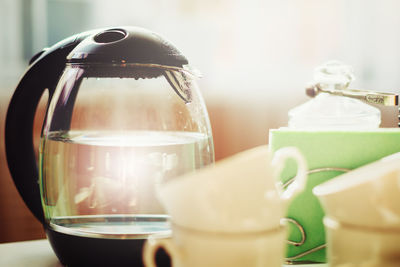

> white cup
[143,224,286,267]
[314,152,400,266]
[323,217,400,267]
[313,152,400,229]
[155,145,307,233]
[143,145,307,267]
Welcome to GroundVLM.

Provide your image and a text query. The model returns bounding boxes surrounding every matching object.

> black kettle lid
[66,26,188,67]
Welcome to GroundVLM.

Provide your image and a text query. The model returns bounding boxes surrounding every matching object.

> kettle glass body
[39,63,214,239]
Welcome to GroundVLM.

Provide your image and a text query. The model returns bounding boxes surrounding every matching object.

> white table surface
[0,239,328,267]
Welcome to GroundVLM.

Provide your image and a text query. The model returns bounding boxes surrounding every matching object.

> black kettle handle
[5,31,96,223]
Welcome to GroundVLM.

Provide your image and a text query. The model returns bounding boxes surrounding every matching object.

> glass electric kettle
[5,27,214,266]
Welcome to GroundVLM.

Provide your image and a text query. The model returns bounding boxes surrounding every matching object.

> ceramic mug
[155,145,308,233]
[323,217,400,267]
[313,152,400,228]
[314,152,400,266]
[143,145,307,267]
[143,223,286,267]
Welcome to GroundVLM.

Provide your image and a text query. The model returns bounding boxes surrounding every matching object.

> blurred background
[1,0,400,243]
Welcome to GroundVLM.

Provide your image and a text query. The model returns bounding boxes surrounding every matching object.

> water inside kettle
[40,130,212,238]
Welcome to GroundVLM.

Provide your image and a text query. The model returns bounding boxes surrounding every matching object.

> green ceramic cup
[269,128,400,263]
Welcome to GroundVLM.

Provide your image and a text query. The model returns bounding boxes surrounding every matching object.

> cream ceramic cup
[143,145,308,267]
[143,224,286,267]
[314,152,400,266]
[155,145,307,233]
[313,152,400,228]
[323,217,400,267]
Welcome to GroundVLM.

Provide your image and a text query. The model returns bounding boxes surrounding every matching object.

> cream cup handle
[271,147,307,205]
[143,237,180,267]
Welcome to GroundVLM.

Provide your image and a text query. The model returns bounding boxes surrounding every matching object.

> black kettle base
[45,227,171,267]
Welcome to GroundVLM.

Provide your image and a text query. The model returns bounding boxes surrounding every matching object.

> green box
[269,128,400,263]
